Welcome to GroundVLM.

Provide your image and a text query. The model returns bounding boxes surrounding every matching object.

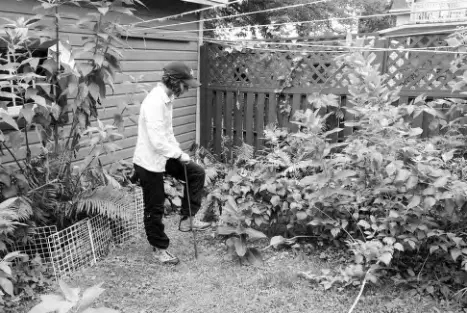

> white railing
[410,0,467,23]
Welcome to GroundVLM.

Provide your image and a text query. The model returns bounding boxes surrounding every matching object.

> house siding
[0,0,200,166]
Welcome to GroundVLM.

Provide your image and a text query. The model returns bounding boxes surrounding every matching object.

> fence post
[374,37,388,74]
[199,44,209,149]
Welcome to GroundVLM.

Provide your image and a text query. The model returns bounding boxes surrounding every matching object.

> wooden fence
[199,33,465,155]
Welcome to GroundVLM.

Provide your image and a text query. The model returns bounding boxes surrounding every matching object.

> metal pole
[183,164,198,259]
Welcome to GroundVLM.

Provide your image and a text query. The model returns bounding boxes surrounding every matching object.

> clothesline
[135,0,332,32]
[129,0,245,26]
[204,39,467,55]
[206,38,457,51]
[132,7,467,35]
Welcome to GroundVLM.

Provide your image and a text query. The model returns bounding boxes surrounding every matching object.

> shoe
[179,216,211,232]
[152,247,179,265]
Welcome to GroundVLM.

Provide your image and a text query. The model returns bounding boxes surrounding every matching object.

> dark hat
[163,62,201,88]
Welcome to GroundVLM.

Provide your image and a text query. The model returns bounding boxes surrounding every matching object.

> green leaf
[423,197,437,209]
[41,59,58,74]
[245,248,263,266]
[442,149,456,162]
[217,225,238,236]
[407,195,420,209]
[451,248,462,262]
[77,283,105,312]
[269,236,286,248]
[331,228,340,237]
[0,263,12,276]
[7,131,23,152]
[20,104,36,124]
[233,237,247,257]
[59,280,80,303]
[296,211,308,221]
[244,228,267,240]
[407,127,423,137]
[406,175,418,190]
[433,176,448,188]
[395,169,410,182]
[0,277,13,295]
[357,220,371,229]
[97,6,110,15]
[394,243,404,252]
[0,109,19,130]
[378,252,392,266]
[82,308,120,313]
[385,163,396,176]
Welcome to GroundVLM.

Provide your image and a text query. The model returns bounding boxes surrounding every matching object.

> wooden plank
[173,114,196,128]
[268,92,277,126]
[327,105,339,143]
[291,93,301,132]
[214,91,223,155]
[234,92,243,146]
[225,91,234,144]
[121,60,198,72]
[255,93,265,150]
[203,90,214,148]
[245,93,255,146]
[114,70,198,84]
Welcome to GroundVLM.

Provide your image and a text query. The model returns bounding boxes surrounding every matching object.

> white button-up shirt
[133,84,183,172]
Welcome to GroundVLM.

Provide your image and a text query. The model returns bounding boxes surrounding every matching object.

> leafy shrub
[206,33,467,301]
[28,280,118,313]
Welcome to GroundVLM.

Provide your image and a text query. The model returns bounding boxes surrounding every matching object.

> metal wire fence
[8,186,145,279]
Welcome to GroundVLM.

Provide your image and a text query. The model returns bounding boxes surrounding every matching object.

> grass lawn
[20,215,464,313]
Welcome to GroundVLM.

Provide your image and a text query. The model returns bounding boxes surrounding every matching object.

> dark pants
[134,159,205,249]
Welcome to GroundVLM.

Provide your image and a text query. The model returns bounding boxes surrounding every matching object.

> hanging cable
[136,7,467,35]
[129,0,245,26]
[205,38,457,51]
[136,0,332,31]
[204,39,467,55]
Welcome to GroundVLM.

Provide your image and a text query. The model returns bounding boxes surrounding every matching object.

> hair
[162,73,184,97]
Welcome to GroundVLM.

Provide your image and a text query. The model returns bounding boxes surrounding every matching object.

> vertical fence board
[327,105,338,143]
[225,91,234,146]
[205,90,214,148]
[256,93,266,149]
[234,92,243,146]
[291,93,301,132]
[246,92,255,146]
[214,91,223,155]
[268,93,277,126]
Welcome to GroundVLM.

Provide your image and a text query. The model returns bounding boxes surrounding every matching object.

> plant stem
[54,5,60,155]
[27,179,59,195]
[3,142,24,173]
[347,272,368,313]
[24,125,31,163]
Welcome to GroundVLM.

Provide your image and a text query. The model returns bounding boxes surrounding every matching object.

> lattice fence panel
[204,43,347,89]
[385,34,459,91]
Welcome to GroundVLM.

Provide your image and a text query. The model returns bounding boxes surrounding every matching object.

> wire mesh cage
[107,186,145,244]
[49,218,97,277]
[8,225,58,269]
[5,186,145,279]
